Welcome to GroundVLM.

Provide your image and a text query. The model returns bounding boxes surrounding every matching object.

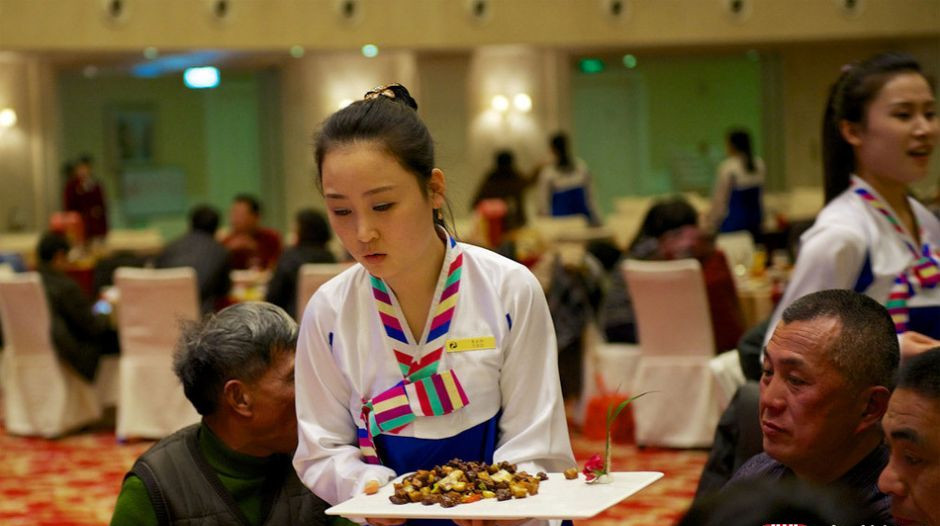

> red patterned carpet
[0,423,706,525]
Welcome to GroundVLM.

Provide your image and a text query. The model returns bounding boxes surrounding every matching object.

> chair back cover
[620,259,731,447]
[0,273,101,437]
[296,263,350,319]
[114,267,200,439]
[622,258,715,356]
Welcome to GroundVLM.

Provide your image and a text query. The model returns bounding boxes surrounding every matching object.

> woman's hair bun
[363,83,419,111]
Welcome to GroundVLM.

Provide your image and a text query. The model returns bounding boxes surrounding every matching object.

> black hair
[233,193,262,215]
[896,347,940,401]
[37,231,70,264]
[727,128,755,173]
[313,83,449,229]
[822,52,926,203]
[781,289,899,389]
[173,302,297,416]
[549,132,573,171]
[62,161,76,178]
[78,153,93,166]
[295,208,331,246]
[189,204,220,235]
[629,196,698,250]
[495,150,514,169]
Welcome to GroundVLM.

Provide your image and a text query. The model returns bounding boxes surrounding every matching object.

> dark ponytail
[822,52,924,203]
[550,132,573,171]
[728,129,755,173]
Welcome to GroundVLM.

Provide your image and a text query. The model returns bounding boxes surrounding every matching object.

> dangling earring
[435,208,443,222]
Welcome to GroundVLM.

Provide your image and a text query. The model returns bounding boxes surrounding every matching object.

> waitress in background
[708,129,765,242]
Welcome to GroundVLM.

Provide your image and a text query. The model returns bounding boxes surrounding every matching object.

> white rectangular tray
[326,471,663,520]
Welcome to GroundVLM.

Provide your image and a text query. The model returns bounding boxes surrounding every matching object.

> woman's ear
[840,119,863,148]
[223,379,253,418]
[429,169,446,209]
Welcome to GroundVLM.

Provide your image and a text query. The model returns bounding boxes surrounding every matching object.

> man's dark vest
[127,424,329,526]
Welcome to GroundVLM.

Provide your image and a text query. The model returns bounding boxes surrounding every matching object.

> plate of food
[325,459,663,520]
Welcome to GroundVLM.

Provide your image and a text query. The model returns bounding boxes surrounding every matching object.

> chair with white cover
[296,263,351,318]
[0,273,102,437]
[622,258,740,448]
[114,267,200,439]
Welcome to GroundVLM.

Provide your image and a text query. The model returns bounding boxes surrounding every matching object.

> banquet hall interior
[1,0,939,524]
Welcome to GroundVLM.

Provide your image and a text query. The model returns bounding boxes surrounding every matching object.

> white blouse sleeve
[708,160,734,231]
[293,292,397,505]
[494,267,576,473]
[764,224,868,346]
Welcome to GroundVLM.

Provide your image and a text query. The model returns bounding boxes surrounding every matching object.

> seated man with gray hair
[110,302,329,526]
[878,347,940,526]
[726,289,899,524]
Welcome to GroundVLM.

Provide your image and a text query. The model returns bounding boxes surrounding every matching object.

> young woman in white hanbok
[767,52,939,359]
[292,84,574,526]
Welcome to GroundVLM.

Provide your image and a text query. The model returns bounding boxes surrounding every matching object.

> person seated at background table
[726,289,898,524]
[156,204,232,314]
[110,302,330,526]
[36,231,119,382]
[265,208,336,319]
[223,194,282,271]
[598,196,744,352]
[471,149,531,233]
[878,347,940,526]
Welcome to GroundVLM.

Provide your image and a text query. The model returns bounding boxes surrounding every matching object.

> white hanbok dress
[293,232,574,520]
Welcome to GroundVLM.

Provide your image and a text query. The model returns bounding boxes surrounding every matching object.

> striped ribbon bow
[854,185,940,332]
[358,370,470,464]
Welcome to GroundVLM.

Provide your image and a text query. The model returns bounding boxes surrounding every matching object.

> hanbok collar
[851,176,940,332]
[358,230,471,465]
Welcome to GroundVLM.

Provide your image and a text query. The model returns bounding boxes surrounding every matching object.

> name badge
[445,336,496,353]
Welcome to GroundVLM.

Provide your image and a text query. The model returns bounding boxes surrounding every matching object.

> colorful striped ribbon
[358,370,470,464]
[854,185,940,332]
[358,233,469,464]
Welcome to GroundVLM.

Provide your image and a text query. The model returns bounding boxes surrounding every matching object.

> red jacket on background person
[64,175,108,240]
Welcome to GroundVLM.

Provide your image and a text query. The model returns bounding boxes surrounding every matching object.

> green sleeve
[110,475,160,526]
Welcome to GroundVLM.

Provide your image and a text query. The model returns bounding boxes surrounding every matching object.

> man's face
[247,350,297,455]
[878,389,940,526]
[229,201,259,234]
[759,318,869,479]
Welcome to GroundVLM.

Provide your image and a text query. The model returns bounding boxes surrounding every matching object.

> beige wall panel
[1,0,937,51]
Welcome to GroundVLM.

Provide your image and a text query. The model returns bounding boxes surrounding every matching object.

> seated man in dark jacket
[37,232,118,381]
[265,208,335,319]
[110,302,329,526]
[155,204,232,314]
[725,289,898,525]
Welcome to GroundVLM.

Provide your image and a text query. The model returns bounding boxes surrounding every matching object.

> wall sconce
[512,93,532,113]
[490,94,509,113]
[490,93,532,114]
[0,108,17,128]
